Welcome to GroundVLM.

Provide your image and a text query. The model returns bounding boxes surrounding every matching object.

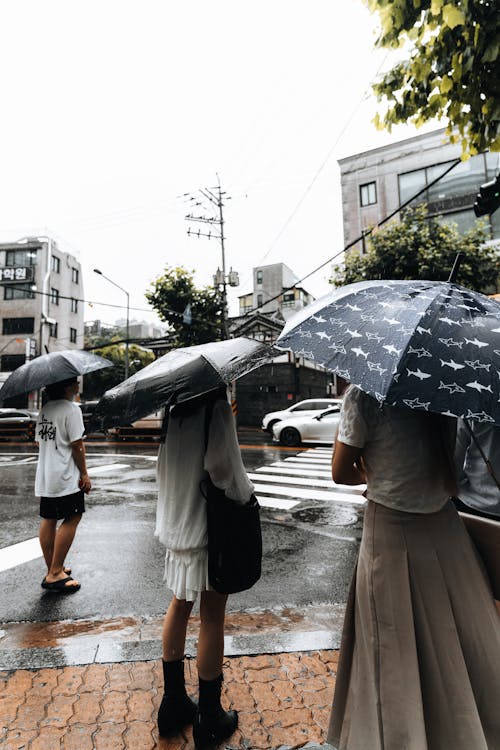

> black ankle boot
[193,673,238,749]
[158,658,197,737]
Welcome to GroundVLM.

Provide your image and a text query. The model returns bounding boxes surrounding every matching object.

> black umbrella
[90,337,275,430]
[0,349,113,403]
[276,280,500,425]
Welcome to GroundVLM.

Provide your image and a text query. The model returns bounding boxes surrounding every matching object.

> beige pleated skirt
[327,500,500,750]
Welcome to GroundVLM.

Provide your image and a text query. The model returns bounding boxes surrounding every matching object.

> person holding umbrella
[155,385,254,748]
[327,385,500,750]
[36,377,91,594]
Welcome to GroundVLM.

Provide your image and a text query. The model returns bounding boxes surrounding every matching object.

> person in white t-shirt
[35,376,91,594]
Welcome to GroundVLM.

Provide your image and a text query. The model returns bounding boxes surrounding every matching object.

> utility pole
[184,175,239,339]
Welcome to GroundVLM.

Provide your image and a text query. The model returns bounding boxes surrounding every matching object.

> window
[49,322,58,338]
[50,288,59,305]
[2,318,34,335]
[1,354,25,372]
[282,292,295,307]
[4,284,35,300]
[51,255,60,273]
[257,293,263,307]
[5,249,38,266]
[360,182,377,207]
[256,270,263,285]
[71,267,79,284]
[70,298,78,313]
[70,327,77,343]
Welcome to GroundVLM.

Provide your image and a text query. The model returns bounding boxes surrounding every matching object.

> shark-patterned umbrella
[276,279,500,425]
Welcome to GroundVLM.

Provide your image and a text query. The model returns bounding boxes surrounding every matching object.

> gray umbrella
[0,349,113,402]
[90,337,275,431]
[276,279,500,425]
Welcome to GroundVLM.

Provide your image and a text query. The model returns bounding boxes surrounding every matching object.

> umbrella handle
[464,418,500,493]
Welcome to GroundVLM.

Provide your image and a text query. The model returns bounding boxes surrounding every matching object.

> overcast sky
[0,1,439,326]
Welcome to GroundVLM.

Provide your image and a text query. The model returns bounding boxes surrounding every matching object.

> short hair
[45,377,78,401]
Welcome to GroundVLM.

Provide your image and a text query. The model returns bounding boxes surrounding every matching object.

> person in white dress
[155,386,254,748]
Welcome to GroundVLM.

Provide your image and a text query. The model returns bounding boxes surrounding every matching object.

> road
[0,430,364,628]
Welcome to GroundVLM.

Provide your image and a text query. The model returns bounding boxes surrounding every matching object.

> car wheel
[280,426,301,447]
[266,420,279,434]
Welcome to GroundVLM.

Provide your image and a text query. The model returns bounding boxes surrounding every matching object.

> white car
[262,398,341,434]
[272,405,342,446]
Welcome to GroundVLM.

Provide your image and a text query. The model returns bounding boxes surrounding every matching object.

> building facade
[338,128,500,256]
[237,262,314,323]
[229,262,337,425]
[0,237,84,405]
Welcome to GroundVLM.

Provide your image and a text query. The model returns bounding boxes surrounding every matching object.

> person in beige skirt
[327,385,500,750]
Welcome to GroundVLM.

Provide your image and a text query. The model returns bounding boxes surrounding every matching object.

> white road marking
[256,497,299,510]
[286,455,331,462]
[268,461,332,476]
[87,463,130,475]
[0,538,42,572]
[252,482,365,505]
[248,472,336,489]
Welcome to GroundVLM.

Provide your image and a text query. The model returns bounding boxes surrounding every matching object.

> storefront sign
[0,266,34,283]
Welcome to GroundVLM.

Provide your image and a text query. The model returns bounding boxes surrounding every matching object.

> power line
[240,157,462,317]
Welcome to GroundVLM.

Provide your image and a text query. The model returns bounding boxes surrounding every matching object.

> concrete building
[229,262,336,425]
[338,128,500,256]
[0,237,84,406]
[236,262,314,322]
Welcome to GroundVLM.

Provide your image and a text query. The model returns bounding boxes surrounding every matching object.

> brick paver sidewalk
[0,650,338,750]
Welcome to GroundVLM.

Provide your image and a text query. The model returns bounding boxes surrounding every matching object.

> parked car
[272,405,342,446]
[262,398,341,434]
[0,408,39,441]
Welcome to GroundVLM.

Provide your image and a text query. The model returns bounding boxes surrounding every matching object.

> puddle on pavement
[292,504,361,528]
[0,605,343,650]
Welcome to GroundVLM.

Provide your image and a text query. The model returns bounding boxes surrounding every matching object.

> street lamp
[93,268,130,380]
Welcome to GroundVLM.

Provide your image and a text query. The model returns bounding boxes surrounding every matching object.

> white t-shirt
[338,386,456,514]
[35,399,85,498]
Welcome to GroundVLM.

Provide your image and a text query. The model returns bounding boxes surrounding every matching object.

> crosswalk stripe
[255,464,332,479]
[248,472,336,488]
[270,461,332,476]
[285,455,331,462]
[87,463,130,475]
[0,538,42,572]
[252,482,365,505]
[256,497,300,510]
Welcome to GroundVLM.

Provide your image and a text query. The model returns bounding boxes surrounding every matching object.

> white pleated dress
[155,398,254,602]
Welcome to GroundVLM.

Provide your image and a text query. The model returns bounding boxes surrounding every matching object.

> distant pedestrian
[35,377,91,594]
[453,418,500,518]
[327,385,500,750]
[155,387,253,749]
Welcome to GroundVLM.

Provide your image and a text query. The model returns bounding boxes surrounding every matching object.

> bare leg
[39,518,57,570]
[162,596,195,661]
[45,514,82,586]
[197,590,228,680]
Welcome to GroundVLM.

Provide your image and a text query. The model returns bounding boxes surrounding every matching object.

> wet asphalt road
[0,433,362,624]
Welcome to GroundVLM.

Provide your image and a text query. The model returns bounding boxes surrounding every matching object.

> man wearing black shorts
[35,377,91,593]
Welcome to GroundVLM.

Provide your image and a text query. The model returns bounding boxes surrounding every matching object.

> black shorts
[40,490,85,520]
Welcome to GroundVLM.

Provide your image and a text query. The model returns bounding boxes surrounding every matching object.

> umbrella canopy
[90,337,275,430]
[0,349,113,403]
[276,280,500,425]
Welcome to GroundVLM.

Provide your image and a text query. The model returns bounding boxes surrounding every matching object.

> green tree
[365,0,500,155]
[332,205,500,291]
[82,342,155,400]
[145,265,224,347]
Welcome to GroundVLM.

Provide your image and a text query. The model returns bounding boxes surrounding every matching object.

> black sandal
[41,576,81,594]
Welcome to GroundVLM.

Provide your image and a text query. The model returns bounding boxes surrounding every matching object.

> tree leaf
[442,4,465,30]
